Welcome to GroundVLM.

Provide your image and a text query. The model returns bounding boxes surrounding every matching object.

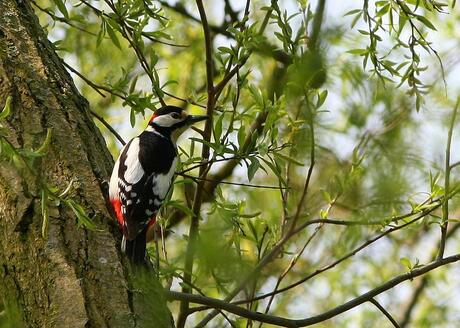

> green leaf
[316,90,328,108]
[217,46,234,55]
[321,190,332,203]
[106,24,122,49]
[247,158,260,181]
[41,189,49,239]
[415,15,437,30]
[129,76,139,94]
[34,128,52,156]
[0,96,12,120]
[165,200,194,217]
[347,48,367,55]
[0,139,14,158]
[237,125,246,148]
[130,108,136,127]
[400,257,412,270]
[214,113,224,142]
[97,20,106,47]
[320,208,329,219]
[66,200,96,230]
[344,9,362,16]
[274,152,304,166]
[54,0,69,19]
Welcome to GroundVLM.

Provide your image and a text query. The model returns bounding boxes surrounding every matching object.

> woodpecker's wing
[116,131,177,240]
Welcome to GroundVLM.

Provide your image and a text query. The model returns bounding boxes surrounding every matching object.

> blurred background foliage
[4,0,459,327]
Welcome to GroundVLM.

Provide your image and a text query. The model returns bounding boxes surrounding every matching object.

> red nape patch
[110,198,124,228]
[149,114,157,124]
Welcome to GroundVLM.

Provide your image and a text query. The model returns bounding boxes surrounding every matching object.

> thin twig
[89,109,126,146]
[177,172,289,190]
[63,62,107,98]
[286,92,316,235]
[370,298,401,328]
[31,0,98,36]
[438,98,459,260]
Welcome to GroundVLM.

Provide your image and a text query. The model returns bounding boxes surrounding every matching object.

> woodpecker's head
[148,105,208,141]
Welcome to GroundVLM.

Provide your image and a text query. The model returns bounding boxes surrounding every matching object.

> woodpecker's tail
[121,229,147,264]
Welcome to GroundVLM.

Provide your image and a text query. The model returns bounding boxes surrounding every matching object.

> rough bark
[0,1,172,327]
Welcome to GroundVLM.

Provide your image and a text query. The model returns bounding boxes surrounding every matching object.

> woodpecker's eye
[171,112,181,119]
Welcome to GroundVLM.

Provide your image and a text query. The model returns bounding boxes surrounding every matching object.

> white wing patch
[109,143,128,199]
[153,157,178,200]
[124,138,144,184]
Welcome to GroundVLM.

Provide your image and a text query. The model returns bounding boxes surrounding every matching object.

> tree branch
[166,253,460,327]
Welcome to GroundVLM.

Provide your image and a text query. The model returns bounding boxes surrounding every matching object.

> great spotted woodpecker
[109,105,207,263]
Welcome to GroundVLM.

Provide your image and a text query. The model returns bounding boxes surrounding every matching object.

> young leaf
[0,96,12,120]
[316,90,328,108]
[106,24,122,49]
[415,15,437,30]
[400,257,412,270]
[237,125,246,148]
[41,189,49,238]
[54,0,69,19]
[344,9,362,16]
[247,158,260,181]
[130,108,136,127]
[214,113,224,142]
[66,200,96,230]
[35,128,52,156]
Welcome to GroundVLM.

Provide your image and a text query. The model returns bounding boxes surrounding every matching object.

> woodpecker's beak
[186,115,208,125]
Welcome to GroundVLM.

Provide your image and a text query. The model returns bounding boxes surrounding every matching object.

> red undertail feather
[146,216,157,243]
[110,198,124,227]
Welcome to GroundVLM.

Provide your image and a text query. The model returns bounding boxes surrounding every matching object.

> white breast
[153,157,178,200]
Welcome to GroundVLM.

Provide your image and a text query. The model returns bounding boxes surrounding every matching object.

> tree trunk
[0,1,172,327]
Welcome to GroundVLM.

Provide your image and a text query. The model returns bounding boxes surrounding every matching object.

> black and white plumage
[109,106,207,263]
